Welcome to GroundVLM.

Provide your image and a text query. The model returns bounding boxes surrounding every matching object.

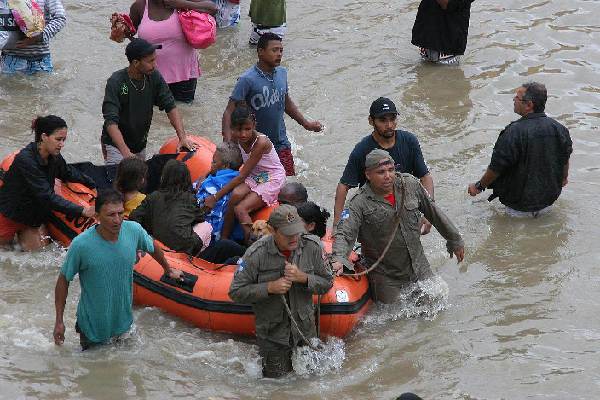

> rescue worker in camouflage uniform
[229,204,333,378]
[331,149,465,303]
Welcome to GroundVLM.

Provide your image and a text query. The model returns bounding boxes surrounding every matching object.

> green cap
[268,204,306,235]
[365,148,394,170]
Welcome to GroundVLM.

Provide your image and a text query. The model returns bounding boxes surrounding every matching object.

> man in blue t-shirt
[221,32,322,176]
[53,189,183,350]
[333,97,435,233]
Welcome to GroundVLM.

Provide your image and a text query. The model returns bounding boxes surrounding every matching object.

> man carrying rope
[229,204,332,378]
[331,149,465,303]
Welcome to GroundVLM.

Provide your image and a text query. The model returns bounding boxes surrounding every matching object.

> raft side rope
[341,173,407,278]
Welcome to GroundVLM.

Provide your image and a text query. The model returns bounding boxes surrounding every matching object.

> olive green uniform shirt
[249,0,286,27]
[229,234,332,348]
[333,173,464,284]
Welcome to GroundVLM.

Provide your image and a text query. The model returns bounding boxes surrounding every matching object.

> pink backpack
[178,10,216,50]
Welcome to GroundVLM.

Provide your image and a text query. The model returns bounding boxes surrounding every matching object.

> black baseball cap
[125,38,162,62]
[369,97,399,118]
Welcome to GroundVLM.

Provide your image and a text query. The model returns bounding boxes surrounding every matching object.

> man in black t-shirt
[467,82,572,216]
[333,97,434,233]
[101,38,195,165]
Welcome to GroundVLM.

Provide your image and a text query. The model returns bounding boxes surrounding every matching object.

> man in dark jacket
[411,0,474,64]
[229,204,332,378]
[468,82,572,217]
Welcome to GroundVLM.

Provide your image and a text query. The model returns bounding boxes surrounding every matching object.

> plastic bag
[0,0,21,49]
[8,0,45,38]
[110,13,136,43]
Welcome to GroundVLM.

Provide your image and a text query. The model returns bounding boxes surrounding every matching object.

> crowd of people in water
[0,0,574,388]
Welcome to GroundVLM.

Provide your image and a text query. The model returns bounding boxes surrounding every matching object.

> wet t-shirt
[340,130,429,188]
[230,65,289,151]
[61,221,154,343]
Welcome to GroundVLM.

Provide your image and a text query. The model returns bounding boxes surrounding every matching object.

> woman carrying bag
[130,0,217,103]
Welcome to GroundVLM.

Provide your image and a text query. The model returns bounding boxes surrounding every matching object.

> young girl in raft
[114,157,148,217]
[130,159,245,263]
[203,104,286,242]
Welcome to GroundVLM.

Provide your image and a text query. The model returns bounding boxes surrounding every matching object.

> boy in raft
[53,188,183,350]
[229,204,333,378]
[0,115,96,251]
[130,159,245,263]
[195,142,243,241]
[205,103,286,243]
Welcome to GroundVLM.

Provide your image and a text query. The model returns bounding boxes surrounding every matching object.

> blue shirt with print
[230,65,289,151]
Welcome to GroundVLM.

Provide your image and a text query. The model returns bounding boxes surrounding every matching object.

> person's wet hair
[115,157,148,194]
[522,82,547,113]
[159,159,192,200]
[278,182,308,206]
[231,102,256,129]
[31,115,67,142]
[297,201,330,238]
[215,142,243,171]
[257,32,282,50]
[95,188,124,213]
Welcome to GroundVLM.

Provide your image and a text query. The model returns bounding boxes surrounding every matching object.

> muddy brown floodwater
[1,0,599,398]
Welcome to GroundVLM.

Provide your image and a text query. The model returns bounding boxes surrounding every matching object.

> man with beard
[333,97,434,233]
[332,149,464,303]
[101,38,195,165]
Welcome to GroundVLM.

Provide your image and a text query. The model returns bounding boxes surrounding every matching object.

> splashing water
[361,275,450,326]
[292,336,346,376]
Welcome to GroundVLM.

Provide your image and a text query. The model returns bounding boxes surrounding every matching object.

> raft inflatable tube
[159,135,216,183]
[0,151,97,247]
[133,247,371,338]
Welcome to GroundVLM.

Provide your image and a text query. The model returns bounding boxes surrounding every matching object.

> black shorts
[168,78,197,104]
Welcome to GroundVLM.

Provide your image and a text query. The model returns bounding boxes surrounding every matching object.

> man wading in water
[331,149,464,303]
[54,189,183,350]
[229,205,332,377]
[467,82,572,217]
[221,32,323,176]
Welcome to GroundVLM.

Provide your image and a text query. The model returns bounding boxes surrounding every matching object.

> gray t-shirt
[230,65,289,151]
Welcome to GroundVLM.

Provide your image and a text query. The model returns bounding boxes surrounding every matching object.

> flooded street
[1,0,600,398]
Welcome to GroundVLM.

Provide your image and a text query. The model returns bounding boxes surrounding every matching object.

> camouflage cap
[364,148,394,170]
[268,204,306,235]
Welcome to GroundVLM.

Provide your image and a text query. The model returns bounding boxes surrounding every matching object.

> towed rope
[280,294,320,351]
[341,173,407,278]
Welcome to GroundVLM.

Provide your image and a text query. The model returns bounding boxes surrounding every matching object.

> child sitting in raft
[203,104,286,242]
[195,142,243,241]
[130,159,245,263]
[115,157,148,217]
[297,201,330,239]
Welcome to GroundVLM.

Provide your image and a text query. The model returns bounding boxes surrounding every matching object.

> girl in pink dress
[203,104,286,242]
[130,0,216,103]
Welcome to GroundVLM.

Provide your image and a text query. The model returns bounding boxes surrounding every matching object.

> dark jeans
[169,78,197,103]
[198,239,245,264]
[75,322,98,351]
[257,338,293,378]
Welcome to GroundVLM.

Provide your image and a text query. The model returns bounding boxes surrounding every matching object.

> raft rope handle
[64,182,97,201]
[341,173,406,278]
[280,294,320,351]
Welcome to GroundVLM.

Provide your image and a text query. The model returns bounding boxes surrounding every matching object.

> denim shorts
[0,53,53,74]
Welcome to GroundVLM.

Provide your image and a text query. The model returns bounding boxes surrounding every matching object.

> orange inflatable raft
[1,136,372,337]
